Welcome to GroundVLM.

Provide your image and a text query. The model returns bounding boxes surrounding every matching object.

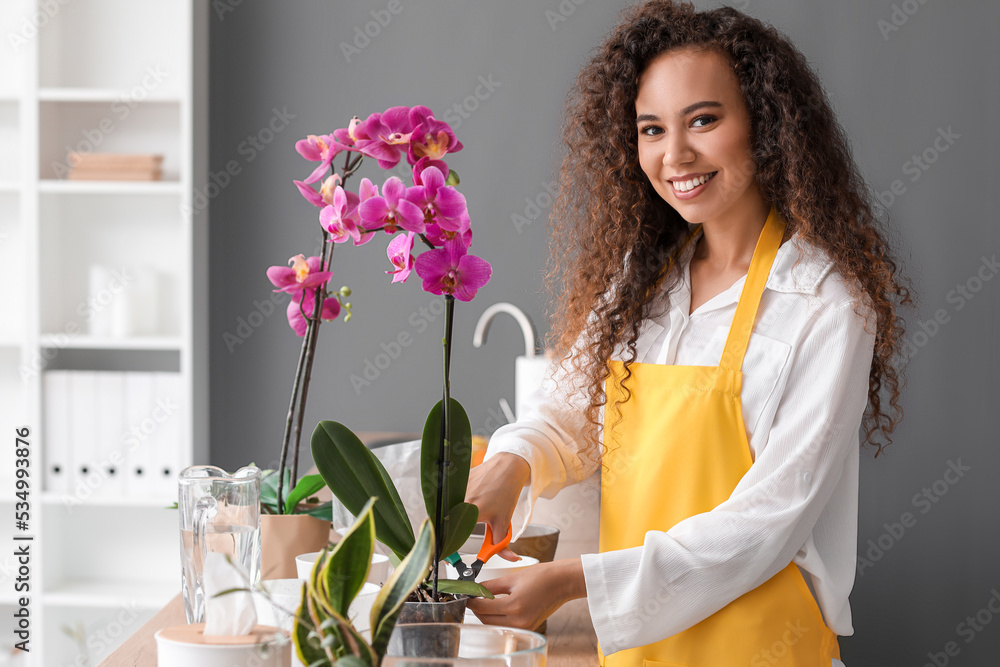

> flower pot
[260,513,332,580]
[396,596,468,624]
[384,623,546,664]
[155,623,290,667]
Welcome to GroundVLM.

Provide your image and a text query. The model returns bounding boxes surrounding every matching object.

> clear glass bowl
[384,622,547,665]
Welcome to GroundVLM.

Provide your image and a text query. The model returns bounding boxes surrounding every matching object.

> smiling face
[635,47,764,226]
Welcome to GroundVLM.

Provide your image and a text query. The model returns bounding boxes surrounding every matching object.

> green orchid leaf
[369,519,434,657]
[420,398,473,524]
[299,500,333,521]
[440,501,479,560]
[259,468,285,512]
[434,578,495,599]
[311,421,415,559]
[285,473,328,515]
[318,497,376,618]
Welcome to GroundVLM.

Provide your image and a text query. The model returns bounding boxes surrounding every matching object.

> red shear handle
[477,522,513,564]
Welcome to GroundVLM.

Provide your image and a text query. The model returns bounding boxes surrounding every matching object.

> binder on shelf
[68,371,99,502]
[123,372,155,498]
[151,371,184,499]
[95,372,126,498]
[43,371,72,495]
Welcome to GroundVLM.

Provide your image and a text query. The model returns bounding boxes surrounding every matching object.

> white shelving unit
[0,1,208,664]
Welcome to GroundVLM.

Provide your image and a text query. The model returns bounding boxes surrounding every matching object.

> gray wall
[208,1,1000,663]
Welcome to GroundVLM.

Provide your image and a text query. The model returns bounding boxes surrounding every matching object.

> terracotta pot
[260,513,332,580]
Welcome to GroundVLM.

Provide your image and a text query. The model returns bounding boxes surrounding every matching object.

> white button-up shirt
[484,224,876,663]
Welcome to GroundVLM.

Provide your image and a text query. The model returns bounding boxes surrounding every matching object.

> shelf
[42,579,177,609]
[39,180,182,195]
[41,492,178,508]
[38,88,182,103]
[38,335,183,351]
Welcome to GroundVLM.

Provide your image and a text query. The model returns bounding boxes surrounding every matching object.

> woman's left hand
[466,558,587,630]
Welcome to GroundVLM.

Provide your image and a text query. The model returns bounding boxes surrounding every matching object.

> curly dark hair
[544,0,914,460]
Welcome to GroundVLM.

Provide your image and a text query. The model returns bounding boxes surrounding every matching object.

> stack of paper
[43,370,185,502]
[66,153,163,181]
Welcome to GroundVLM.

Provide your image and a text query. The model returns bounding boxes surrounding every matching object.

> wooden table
[100,594,598,666]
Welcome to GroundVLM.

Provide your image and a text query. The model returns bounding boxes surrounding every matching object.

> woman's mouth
[669,171,717,199]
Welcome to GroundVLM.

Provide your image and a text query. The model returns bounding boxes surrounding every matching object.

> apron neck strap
[718,204,786,373]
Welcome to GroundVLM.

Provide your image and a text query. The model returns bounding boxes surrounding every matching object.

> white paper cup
[253,579,304,633]
[295,551,390,585]
[155,623,290,667]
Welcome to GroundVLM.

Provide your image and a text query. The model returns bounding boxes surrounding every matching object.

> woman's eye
[692,115,717,128]
[639,125,661,137]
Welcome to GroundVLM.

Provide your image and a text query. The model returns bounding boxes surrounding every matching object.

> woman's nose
[662,133,696,167]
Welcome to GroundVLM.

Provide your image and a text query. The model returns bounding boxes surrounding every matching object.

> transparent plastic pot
[384,622,546,665]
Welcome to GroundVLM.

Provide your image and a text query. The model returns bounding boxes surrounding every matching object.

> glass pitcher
[178,465,261,623]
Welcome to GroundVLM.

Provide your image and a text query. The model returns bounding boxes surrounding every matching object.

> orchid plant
[270,105,492,603]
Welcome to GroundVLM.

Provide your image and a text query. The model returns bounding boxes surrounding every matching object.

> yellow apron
[599,204,841,666]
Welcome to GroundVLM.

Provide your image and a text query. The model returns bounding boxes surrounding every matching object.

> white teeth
[672,172,715,192]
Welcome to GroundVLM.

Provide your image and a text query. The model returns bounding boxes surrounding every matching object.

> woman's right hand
[465,452,532,562]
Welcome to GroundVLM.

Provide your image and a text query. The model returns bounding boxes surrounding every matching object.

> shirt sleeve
[483,343,602,539]
[581,297,877,655]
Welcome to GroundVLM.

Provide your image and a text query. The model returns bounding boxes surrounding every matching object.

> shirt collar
[677,224,836,298]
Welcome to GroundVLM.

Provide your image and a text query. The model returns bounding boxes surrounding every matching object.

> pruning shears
[446,523,513,582]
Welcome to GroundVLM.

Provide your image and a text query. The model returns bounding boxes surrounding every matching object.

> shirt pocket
[702,325,792,444]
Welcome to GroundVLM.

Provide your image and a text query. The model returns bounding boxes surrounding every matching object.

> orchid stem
[278,152,360,511]
[432,294,455,600]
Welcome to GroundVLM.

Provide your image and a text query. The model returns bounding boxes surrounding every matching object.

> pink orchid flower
[414,239,492,302]
[286,288,341,337]
[355,106,414,169]
[319,186,367,245]
[405,166,468,231]
[407,106,463,164]
[412,156,452,186]
[424,211,472,248]
[294,173,342,208]
[295,134,349,185]
[267,254,332,294]
[333,116,365,148]
[359,176,426,234]
[385,232,416,283]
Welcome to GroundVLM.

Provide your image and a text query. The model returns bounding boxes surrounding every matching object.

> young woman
[464,2,912,665]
